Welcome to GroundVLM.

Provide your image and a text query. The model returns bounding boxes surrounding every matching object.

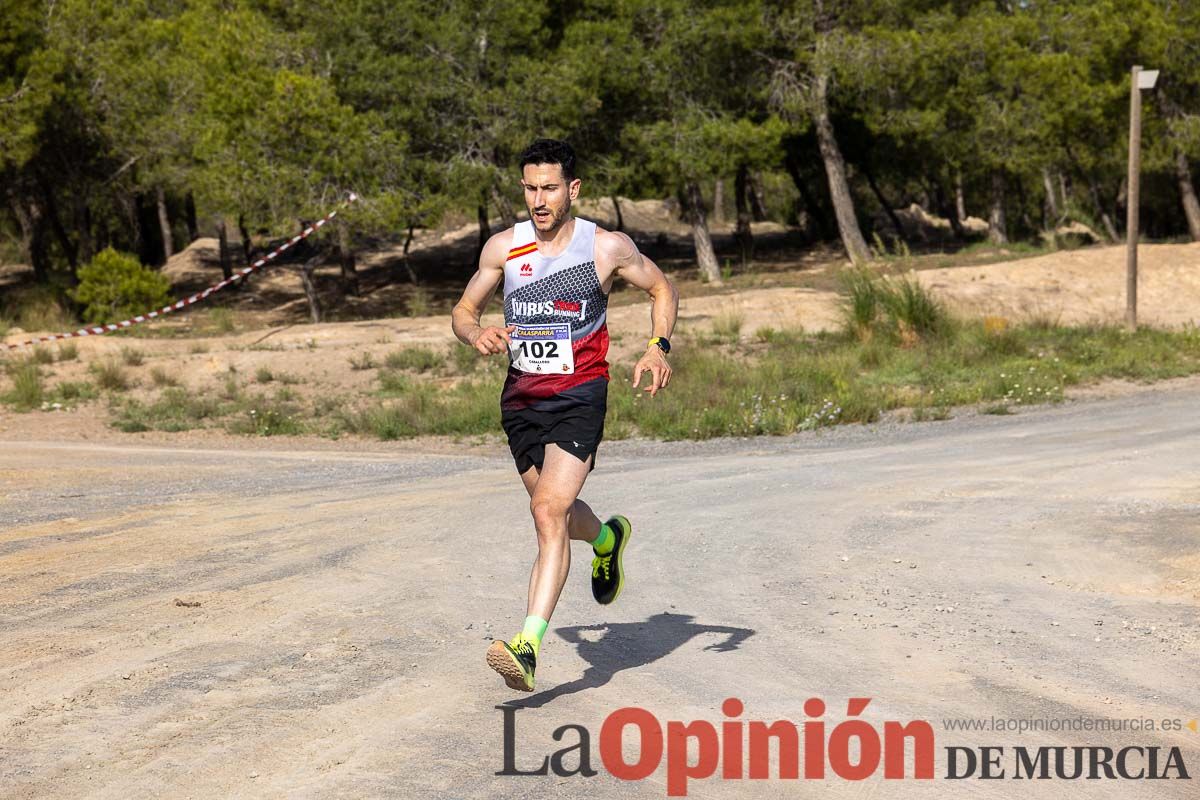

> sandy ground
[916,241,1200,328]
[1,384,1198,798]
[5,240,1199,447]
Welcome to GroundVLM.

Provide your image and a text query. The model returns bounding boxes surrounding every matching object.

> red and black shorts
[500,378,607,474]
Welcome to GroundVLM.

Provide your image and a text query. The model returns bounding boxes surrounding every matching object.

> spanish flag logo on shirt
[507,242,538,261]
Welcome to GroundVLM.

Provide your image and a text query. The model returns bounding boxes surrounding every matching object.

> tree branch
[1,80,30,106]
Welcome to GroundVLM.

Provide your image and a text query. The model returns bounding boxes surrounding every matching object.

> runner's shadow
[506,612,754,709]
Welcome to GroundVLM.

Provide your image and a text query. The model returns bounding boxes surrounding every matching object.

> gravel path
[1,386,1198,798]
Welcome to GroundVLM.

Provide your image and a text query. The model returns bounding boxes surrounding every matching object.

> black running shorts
[500,380,607,474]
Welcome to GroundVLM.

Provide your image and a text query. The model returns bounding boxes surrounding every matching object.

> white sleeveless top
[500,218,610,410]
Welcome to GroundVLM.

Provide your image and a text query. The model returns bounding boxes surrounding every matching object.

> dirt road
[2,385,1198,798]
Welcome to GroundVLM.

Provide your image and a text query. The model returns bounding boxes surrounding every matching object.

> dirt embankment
[3,235,1200,446]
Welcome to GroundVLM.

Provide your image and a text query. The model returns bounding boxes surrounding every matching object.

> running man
[451,139,678,692]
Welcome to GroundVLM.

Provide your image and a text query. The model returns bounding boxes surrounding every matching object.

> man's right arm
[452,232,514,355]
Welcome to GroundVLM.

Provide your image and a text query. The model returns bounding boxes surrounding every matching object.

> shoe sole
[601,515,632,605]
[486,641,534,692]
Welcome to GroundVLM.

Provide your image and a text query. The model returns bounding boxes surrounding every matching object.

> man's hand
[633,345,672,397]
[470,324,516,355]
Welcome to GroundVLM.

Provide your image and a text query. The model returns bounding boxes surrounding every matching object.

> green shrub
[349,351,376,370]
[2,285,76,333]
[882,277,950,340]
[839,269,950,342]
[48,380,97,403]
[90,360,131,391]
[112,388,221,433]
[711,309,744,342]
[226,397,306,436]
[407,287,432,317]
[385,347,441,372]
[452,345,479,374]
[2,361,43,410]
[150,366,180,387]
[57,341,79,361]
[120,346,145,366]
[73,248,172,325]
[840,267,884,337]
[207,307,236,334]
[377,370,411,395]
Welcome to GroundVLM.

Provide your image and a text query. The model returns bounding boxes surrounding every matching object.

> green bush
[385,347,441,373]
[90,360,131,391]
[2,361,44,411]
[73,248,172,325]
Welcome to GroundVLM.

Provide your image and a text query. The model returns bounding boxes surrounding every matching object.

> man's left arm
[604,231,679,397]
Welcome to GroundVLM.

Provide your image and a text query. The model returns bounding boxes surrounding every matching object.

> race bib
[509,323,574,374]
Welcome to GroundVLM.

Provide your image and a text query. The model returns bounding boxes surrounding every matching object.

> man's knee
[530,495,570,536]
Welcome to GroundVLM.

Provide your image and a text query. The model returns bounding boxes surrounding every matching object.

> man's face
[521,163,580,233]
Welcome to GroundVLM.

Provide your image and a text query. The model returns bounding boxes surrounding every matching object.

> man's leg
[524,443,594,622]
[519,463,602,544]
[486,444,595,692]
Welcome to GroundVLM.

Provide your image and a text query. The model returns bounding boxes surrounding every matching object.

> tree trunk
[122,188,145,258]
[955,171,967,222]
[74,195,94,266]
[476,191,490,264]
[491,184,516,229]
[735,164,754,266]
[1042,168,1060,225]
[237,213,253,265]
[611,195,624,232]
[988,171,1008,244]
[156,187,174,263]
[712,178,725,225]
[748,172,768,221]
[684,181,722,285]
[1086,176,1120,242]
[863,165,906,243]
[397,225,419,284]
[37,175,78,271]
[336,218,359,296]
[184,191,199,242]
[95,217,110,252]
[298,256,323,323]
[216,218,233,281]
[934,180,966,241]
[812,73,871,264]
[6,187,51,282]
[1014,174,1035,235]
[784,154,834,240]
[1174,151,1200,242]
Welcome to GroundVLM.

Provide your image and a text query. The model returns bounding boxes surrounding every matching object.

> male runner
[451,139,678,692]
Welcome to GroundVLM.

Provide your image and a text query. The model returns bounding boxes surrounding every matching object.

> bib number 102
[516,341,558,359]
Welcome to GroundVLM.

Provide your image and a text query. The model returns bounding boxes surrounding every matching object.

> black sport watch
[648,336,671,355]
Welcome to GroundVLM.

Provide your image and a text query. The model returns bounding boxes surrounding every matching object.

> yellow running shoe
[486,634,536,692]
[592,515,631,605]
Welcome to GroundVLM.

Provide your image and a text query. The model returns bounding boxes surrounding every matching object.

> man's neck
[533,215,576,255]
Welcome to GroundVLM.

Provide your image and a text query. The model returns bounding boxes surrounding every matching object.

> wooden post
[1126,66,1143,331]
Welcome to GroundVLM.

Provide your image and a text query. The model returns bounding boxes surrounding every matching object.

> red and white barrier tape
[4,193,358,351]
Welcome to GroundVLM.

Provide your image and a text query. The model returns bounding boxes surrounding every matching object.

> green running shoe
[592,515,631,605]
[486,634,536,692]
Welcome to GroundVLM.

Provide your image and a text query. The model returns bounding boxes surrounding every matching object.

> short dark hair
[519,139,577,182]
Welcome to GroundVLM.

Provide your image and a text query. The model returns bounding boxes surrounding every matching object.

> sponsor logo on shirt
[511,299,588,321]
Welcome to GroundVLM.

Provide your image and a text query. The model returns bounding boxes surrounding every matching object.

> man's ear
[569,178,582,201]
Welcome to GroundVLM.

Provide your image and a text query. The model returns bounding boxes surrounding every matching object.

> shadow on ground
[506,612,755,709]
